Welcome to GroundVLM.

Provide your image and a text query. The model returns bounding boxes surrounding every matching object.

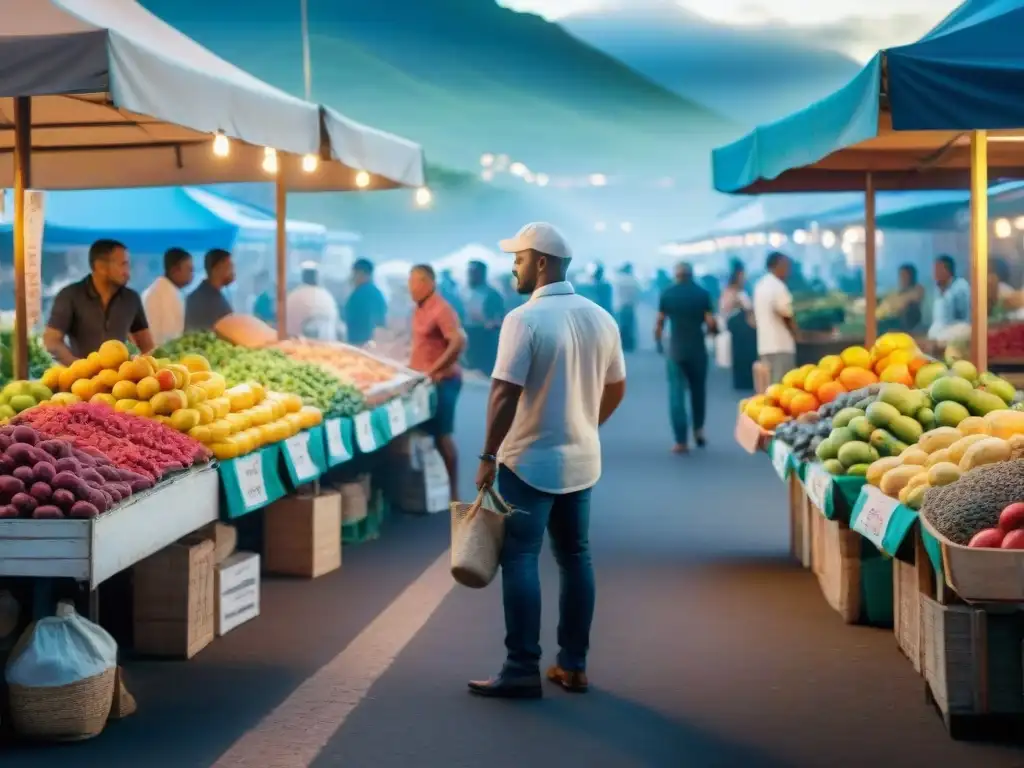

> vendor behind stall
[185,248,235,332]
[143,247,194,346]
[927,254,970,344]
[44,239,153,364]
[286,261,340,340]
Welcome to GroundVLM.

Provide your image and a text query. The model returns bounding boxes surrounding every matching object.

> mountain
[562,0,863,127]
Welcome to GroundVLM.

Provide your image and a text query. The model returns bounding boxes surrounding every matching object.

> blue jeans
[423,375,461,437]
[497,465,595,675]
[667,354,707,444]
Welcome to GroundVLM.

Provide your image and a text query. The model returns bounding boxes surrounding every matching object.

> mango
[870,428,908,458]
[837,441,878,468]
[847,416,874,441]
[136,376,161,401]
[889,415,924,445]
[930,376,974,405]
[967,389,1008,417]
[170,408,201,432]
[823,459,845,476]
[880,465,926,498]
[934,400,969,428]
[950,359,978,383]
[914,362,948,389]
[927,462,962,487]
[918,427,961,454]
[959,437,1011,472]
[878,383,920,417]
[832,407,864,429]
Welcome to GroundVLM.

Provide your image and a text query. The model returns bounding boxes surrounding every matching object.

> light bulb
[302,154,318,173]
[262,147,278,174]
[415,187,432,207]
[213,132,229,157]
[536,173,549,187]
[995,218,1012,239]
[821,230,837,248]
[510,162,527,177]
[480,153,494,167]
[792,229,807,245]
[481,169,494,182]
[355,171,370,188]
[589,173,607,187]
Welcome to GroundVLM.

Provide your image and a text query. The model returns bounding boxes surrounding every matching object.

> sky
[500,0,962,61]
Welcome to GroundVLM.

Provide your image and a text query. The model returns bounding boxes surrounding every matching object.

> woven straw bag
[450,486,513,588]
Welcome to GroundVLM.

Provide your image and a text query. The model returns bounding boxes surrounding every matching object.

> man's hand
[428,369,445,383]
[475,458,497,490]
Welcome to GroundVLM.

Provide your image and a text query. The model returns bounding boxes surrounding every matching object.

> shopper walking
[470,222,626,699]
[752,251,797,386]
[613,263,642,352]
[654,262,717,453]
[408,265,466,496]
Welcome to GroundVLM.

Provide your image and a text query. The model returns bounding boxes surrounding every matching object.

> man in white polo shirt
[468,222,627,700]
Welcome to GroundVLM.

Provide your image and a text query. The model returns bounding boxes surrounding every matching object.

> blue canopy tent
[710,0,1024,363]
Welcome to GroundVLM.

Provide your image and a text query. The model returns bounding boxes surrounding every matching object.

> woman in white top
[142,248,193,346]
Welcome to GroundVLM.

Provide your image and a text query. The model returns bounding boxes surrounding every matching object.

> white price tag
[285,432,318,481]
[326,418,350,463]
[387,399,408,437]
[771,442,791,480]
[852,487,900,550]
[355,411,376,452]
[236,453,267,510]
[806,466,831,511]
[414,385,431,422]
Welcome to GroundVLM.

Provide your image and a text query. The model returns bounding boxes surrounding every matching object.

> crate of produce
[263,491,342,579]
[734,412,771,454]
[921,594,1024,738]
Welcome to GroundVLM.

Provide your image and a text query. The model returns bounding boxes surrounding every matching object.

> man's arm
[654,291,668,353]
[774,285,798,337]
[703,292,718,335]
[43,327,76,365]
[131,328,156,355]
[600,380,625,425]
[429,304,467,381]
[44,290,76,364]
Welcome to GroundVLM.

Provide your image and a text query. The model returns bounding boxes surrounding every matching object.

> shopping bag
[714,330,732,369]
[450,486,514,589]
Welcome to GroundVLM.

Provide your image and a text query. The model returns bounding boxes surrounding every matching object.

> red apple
[1000,502,1024,532]
[969,528,1005,548]
[1002,529,1024,549]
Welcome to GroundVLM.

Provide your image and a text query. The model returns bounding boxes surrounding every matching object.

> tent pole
[969,130,988,371]
[864,172,877,348]
[12,96,31,381]
[276,175,287,341]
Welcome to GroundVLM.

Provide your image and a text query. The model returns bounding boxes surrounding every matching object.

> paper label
[284,432,318,481]
[853,487,900,550]
[355,411,376,452]
[806,466,831,511]
[387,399,407,437]
[236,453,267,510]
[771,441,791,480]
[23,190,45,330]
[326,418,350,463]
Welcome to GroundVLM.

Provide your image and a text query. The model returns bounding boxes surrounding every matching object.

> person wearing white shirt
[752,251,797,385]
[142,248,193,347]
[469,222,626,700]
[286,262,340,340]
[612,263,642,352]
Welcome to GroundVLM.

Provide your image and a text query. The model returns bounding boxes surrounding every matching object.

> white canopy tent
[0,0,426,375]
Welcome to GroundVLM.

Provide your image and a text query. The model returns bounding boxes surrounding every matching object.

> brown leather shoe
[546,665,589,693]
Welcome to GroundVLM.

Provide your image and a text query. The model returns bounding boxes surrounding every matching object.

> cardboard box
[339,481,368,524]
[216,552,260,636]
[194,522,238,565]
[133,539,215,658]
[391,432,450,514]
[264,491,342,578]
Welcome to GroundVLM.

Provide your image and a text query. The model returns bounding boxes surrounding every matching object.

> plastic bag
[6,601,117,688]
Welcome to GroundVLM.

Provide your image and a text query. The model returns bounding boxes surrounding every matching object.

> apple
[999,502,1024,532]
[968,528,1005,548]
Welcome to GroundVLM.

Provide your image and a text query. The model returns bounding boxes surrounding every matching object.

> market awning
[712,0,1024,195]
[0,0,425,191]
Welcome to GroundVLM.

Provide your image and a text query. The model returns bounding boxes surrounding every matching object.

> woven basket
[450,487,513,589]
[9,666,115,741]
[108,666,137,721]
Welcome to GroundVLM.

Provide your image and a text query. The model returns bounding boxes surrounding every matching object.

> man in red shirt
[408,264,467,494]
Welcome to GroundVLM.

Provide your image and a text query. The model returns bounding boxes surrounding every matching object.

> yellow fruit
[984,410,1024,440]
[150,390,186,416]
[70,378,97,401]
[196,372,226,399]
[266,398,286,420]
[225,413,248,432]
[226,385,256,412]
[250,382,266,404]
[188,425,213,444]
[298,405,323,429]
[947,434,992,464]
[189,370,213,383]
[132,401,154,418]
[51,392,82,405]
[185,385,207,407]
[154,415,174,427]
[232,431,255,455]
[959,437,1011,472]
[95,368,120,391]
[211,441,240,461]
[117,359,149,382]
[900,447,929,466]
[90,392,117,407]
[248,405,273,427]
[41,366,64,391]
[136,376,161,401]
[209,419,232,442]
[866,456,903,486]
[97,340,130,370]
[918,427,962,454]
[57,367,77,393]
[957,416,988,436]
[180,354,211,373]
[927,462,962,487]
[925,448,954,467]
[195,403,215,425]
[166,364,191,389]
[114,398,139,413]
[170,408,201,432]
[880,465,926,498]
[840,346,872,369]
[111,380,138,400]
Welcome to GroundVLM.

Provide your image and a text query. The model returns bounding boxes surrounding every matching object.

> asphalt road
[8,352,1024,767]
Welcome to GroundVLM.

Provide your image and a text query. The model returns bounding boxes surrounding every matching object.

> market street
[9,352,1024,767]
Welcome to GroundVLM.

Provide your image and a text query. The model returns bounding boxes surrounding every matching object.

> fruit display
[988,323,1024,359]
[771,385,881,463]
[0,331,53,382]
[920,459,1024,545]
[965,502,1024,549]
[0,380,55,422]
[13,402,210,482]
[0,424,148,519]
[273,338,411,395]
[155,332,365,416]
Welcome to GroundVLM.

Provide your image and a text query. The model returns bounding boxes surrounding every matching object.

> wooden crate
[893,530,937,673]
[811,509,862,623]
[788,474,811,569]
[263,491,342,578]
[133,538,215,659]
[921,594,1024,738]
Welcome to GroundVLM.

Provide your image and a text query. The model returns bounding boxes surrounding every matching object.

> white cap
[498,222,572,260]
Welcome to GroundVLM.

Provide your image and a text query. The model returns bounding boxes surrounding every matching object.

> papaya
[822,459,846,476]
[918,427,962,454]
[832,407,865,429]
[837,441,877,468]
[866,401,900,429]
[866,456,903,487]
[926,461,962,487]
[889,415,923,445]
[967,389,1009,417]
[880,465,926,498]
[847,416,874,441]
[929,376,974,405]
[870,428,908,457]
[956,416,988,436]
[958,437,1011,472]
[925,447,954,467]
[947,433,992,464]
[983,409,1024,440]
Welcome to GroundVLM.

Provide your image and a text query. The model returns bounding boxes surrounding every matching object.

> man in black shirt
[185,249,236,332]
[44,239,153,363]
[654,262,717,453]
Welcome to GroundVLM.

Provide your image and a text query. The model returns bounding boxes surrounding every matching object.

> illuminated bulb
[213,131,229,157]
[510,162,527,177]
[589,173,607,187]
[355,170,370,188]
[523,172,535,184]
[415,187,432,208]
[481,169,494,182]
[302,154,318,173]
[769,232,784,248]
[481,153,495,167]
[792,229,807,245]
[995,218,1012,238]
[620,221,633,233]
[535,173,549,187]
[262,147,278,174]
[821,230,837,248]
[1014,216,1024,230]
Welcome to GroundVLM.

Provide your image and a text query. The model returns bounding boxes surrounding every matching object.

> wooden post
[969,130,988,371]
[276,174,287,341]
[864,172,877,348]
[12,96,31,381]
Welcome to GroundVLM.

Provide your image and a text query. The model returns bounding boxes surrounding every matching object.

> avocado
[930,376,974,405]
[866,401,901,429]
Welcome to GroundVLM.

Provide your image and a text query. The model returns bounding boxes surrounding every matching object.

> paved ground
[9,352,1024,766]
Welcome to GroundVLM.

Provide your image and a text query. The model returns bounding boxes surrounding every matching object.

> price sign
[413,385,431,422]
[852,487,900,550]
[771,442,791,481]
[387,399,408,437]
[355,411,376,453]
[236,453,267,511]
[806,466,831,512]
[284,432,318,482]
[326,418,351,463]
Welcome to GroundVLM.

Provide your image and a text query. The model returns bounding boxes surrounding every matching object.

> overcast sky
[500,0,962,61]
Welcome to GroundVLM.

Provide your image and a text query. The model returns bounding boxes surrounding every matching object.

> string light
[821,230,837,248]
[262,147,278,174]
[995,218,1012,238]
[480,153,495,167]
[301,154,318,173]
[589,173,607,187]
[213,131,229,157]
[510,162,527,177]
[415,187,432,208]
[535,173,549,187]
[792,229,808,245]
[355,170,370,188]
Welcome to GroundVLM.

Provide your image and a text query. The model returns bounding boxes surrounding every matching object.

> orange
[757,406,789,431]
[818,355,844,378]
[907,356,930,376]
[778,387,801,411]
[781,369,804,389]
[880,363,913,387]
[788,391,819,416]
[764,384,786,404]
[840,346,872,369]
[838,366,878,391]
[817,381,847,404]
[804,369,833,395]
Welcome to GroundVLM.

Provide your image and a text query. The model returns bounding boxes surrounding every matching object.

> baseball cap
[498,222,572,260]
